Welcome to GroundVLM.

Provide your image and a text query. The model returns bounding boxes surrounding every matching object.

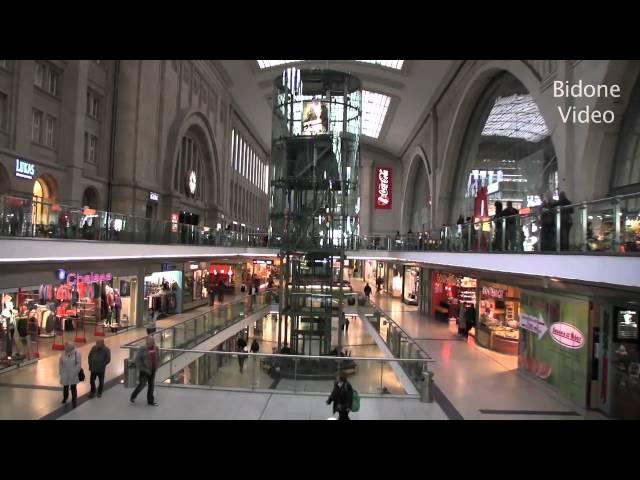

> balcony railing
[2,191,639,255]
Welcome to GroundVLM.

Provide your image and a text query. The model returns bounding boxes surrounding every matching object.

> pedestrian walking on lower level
[237,335,248,373]
[363,283,372,302]
[88,339,111,399]
[327,372,354,421]
[59,342,82,409]
[130,336,160,406]
[250,339,260,353]
[147,308,158,334]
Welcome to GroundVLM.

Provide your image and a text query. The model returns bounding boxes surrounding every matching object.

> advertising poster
[375,167,392,209]
[302,99,328,135]
[519,289,589,407]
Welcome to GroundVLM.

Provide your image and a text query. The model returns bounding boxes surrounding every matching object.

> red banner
[375,167,392,209]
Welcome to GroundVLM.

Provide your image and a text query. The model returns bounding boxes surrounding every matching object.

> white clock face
[188,171,197,195]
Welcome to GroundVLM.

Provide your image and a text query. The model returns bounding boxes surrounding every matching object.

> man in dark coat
[88,339,111,398]
[327,372,354,421]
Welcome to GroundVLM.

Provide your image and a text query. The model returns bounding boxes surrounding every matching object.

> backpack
[351,388,360,413]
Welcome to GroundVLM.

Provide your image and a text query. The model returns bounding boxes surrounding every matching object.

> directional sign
[520,312,548,339]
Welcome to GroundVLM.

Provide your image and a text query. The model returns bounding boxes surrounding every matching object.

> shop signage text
[66,272,113,285]
[375,167,392,209]
[253,260,273,265]
[550,322,585,349]
[520,312,548,339]
[482,286,504,299]
[149,192,159,201]
[170,213,178,233]
[434,272,458,286]
[15,159,35,180]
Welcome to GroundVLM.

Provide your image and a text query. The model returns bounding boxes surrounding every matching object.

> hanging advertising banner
[375,167,392,209]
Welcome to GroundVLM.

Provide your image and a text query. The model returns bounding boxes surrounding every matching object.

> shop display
[478,283,521,355]
[403,267,420,305]
[431,272,477,322]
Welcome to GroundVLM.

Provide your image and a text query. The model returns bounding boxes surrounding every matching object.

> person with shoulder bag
[327,372,354,420]
[59,341,83,408]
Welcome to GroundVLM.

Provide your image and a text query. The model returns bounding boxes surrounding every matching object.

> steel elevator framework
[269,69,362,355]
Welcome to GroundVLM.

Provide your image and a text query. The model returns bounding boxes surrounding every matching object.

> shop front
[386,264,403,299]
[518,289,590,408]
[0,264,142,370]
[183,261,210,311]
[595,303,640,419]
[144,265,182,316]
[210,264,236,289]
[475,282,521,355]
[402,266,420,306]
[430,271,477,322]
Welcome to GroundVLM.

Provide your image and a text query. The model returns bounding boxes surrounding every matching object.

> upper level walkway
[2,191,639,290]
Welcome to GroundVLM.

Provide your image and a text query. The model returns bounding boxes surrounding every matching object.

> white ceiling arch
[215,60,455,157]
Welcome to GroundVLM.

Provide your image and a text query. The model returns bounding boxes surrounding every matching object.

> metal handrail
[120,345,436,363]
[366,301,432,360]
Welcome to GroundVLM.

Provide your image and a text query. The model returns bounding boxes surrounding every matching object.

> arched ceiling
[214,60,457,157]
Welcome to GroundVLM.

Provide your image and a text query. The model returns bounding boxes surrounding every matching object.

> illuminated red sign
[171,213,178,233]
[375,167,392,209]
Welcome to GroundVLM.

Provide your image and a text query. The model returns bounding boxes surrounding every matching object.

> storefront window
[431,271,476,322]
[452,73,557,224]
[477,283,521,356]
[403,267,420,305]
[144,271,182,314]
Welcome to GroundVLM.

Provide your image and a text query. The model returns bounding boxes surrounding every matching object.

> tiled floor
[351,278,609,421]
[58,384,448,420]
[0,293,245,420]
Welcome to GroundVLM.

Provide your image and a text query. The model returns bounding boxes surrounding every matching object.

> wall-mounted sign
[15,159,35,180]
[171,213,179,233]
[162,264,177,272]
[253,260,273,265]
[550,322,585,349]
[520,312,548,339]
[55,269,67,281]
[186,171,197,196]
[482,286,505,299]
[614,308,638,342]
[375,167,392,209]
[66,272,113,285]
[149,192,159,202]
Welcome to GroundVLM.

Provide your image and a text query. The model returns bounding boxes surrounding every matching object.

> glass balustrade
[2,192,639,255]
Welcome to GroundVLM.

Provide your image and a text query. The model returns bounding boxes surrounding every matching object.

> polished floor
[59,385,448,420]
[353,279,608,420]
[0,292,245,420]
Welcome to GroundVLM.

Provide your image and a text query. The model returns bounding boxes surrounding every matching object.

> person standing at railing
[540,192,556,251]
[492,201,504,251]
[502,202,519,251]
[130,336,160,406]
[555,191,574,251]
[237,335,248,373]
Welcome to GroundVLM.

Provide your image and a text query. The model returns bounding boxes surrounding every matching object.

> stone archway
[436,61,555,226]
[400,146,432,233]
[165,110,221,208]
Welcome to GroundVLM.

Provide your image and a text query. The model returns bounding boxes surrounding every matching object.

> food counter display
[478,282,521,356]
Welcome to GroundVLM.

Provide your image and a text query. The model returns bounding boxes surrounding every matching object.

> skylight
[362,90,391,139]
[257,60,302,69]
[256,60,403,70]
[357,60,404,70]
[481,94,550,142]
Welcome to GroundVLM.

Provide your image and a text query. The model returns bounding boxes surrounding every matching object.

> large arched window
[173,133,206,202]
[451,72,557,223]
[82,187,99,209]
[611,76,640,194]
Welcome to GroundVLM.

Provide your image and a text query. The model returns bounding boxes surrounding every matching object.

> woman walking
[59,341,83,408]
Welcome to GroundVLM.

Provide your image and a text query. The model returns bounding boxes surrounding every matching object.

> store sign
[550,322,585,349]
[186,171,197,196]
[520,312,548,339]
[615,309,638,342]
[66,272,112,285]
[149,192,159,202]
[171,213,179,233]
[434,272,458,286]
[162,264,177,272]
[15,159,35,180]
[482,286,504,299]
[253,260,273,265]
[375,167,392,209]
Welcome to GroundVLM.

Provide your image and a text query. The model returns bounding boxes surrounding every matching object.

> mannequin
[2,294,17,357]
